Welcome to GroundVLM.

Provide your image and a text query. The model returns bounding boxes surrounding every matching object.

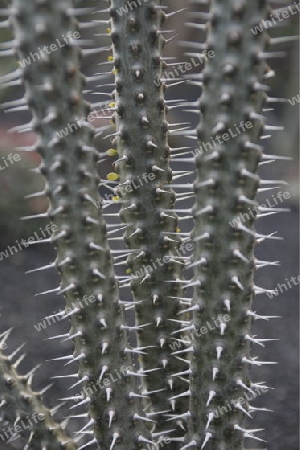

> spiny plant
[0,0,293,449]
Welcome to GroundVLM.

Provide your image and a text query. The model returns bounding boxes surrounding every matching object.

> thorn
[181,440,197,450]
[206,390,216,406]
[235,402,252,418]
[66,352,86,365]
[169,390,191,401]
[220,322,226,335]
[248,405,273,413]
[78,438,97,450]
[7,343,26,361]
[247,310,280,321]
[70,396,90,409]
[134,413,156,424]
[63,331,82,342]
[242,356,278,366]
[234,425,265,442]
[109,433,119,450]
[236,379,255,395]
[171,369,192,377]
[34,287,61,297]
[76,418,95,435]
[216,346,223,360]
[108,410,115,427]
[138,436,155,446]
[129,392,148,400]
[205,412,214,430]
[166,411,191,422]
[231,276,244,290]
[245,334,278,347]
[99,365,108,381]
[13,353,26,369]
[212,367,219,381]
[201,433,212,449]
[102,342,109,354]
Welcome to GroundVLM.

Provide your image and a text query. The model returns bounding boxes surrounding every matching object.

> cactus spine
[185,1,274,449]
[0,331,76,449]
[109,0,188,441]
[10,1,151,449]
[0,0,287,448]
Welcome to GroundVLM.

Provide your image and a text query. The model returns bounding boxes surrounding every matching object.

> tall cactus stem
[109,0,189,441]
[10,1,151,448]
[186,1,273,449]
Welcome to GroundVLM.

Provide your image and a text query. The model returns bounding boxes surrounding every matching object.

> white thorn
[106,388,112,402]
[201,432,212,449]
[78,438,97,450]
[160,338,166,348]
[236,379,255,394]
[224,299,230,311]
[235,402,252,417]
[181,440,197,450]
[206,390,216,406]
[212,367,219,381]
[216,346,223,360]
[110,433,119,450]
[99,365,108,381]
[108,410,115,428]
[102,342,109,354]
[220,322,226,335]
[205,412,214,430]
[231,275,244,290]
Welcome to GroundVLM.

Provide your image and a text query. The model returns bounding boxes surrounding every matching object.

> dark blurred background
[0,1,298,449]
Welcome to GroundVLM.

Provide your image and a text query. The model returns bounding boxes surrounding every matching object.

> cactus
[9,1,150,449]
[108,0,188,441]
[0,330,76,449]
[0,0,292,449]
[182,2,278,449]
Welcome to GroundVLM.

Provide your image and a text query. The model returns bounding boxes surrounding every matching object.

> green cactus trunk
[0,332,76,449]
[109,0,189,442]
[185,1,273,449]
[0,0,286,448]
[11,1,151,449]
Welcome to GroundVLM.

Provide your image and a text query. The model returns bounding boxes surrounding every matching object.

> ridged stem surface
[187,1,270,449]
[11,1,150,449]
[0,339,76,450]
[109,0,188,440]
